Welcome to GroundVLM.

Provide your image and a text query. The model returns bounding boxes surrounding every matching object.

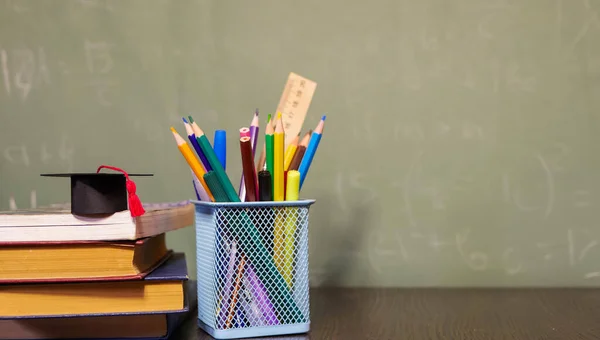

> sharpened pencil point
[322,115,326,121]
[170,126,177,133]
[255,108,259,116]
[182,117,188,123]
[188,116,194,123]
[277,112,282,119]
[267,113,272,122]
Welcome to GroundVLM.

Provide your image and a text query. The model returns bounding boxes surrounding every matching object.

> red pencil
[240,136,258,201]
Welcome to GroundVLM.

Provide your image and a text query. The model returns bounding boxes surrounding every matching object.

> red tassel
[96,165,146,217]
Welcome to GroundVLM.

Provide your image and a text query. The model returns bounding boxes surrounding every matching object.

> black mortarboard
[41,165,152,217]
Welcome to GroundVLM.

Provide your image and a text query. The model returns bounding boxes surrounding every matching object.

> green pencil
[192,124,239,202]
[203,171,228,202]
[265,115,275,193]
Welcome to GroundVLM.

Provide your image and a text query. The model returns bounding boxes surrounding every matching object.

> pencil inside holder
[195,200,313,338]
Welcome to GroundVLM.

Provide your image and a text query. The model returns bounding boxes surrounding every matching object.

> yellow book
[0,253,188,317]
[0,234,169,282]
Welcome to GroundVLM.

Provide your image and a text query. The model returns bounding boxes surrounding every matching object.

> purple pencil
[239,109,260,201]
[244,263,279,325]
[186,116,213,172]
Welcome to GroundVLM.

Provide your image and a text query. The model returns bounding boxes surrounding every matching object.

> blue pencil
[298,115,326,189]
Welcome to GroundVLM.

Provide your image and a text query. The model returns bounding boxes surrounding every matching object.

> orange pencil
[225,255,246,328]
[170,127,214,202]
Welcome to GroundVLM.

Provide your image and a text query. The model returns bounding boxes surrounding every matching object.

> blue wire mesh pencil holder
[194,199,315,339]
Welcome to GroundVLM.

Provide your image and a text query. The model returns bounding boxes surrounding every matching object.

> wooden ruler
[275,72,317,147]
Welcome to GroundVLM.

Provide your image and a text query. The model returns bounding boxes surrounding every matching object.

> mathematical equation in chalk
[0,40,118,106]
[3,135,75,171]
[362,226,600,280]
[331,139,574,218]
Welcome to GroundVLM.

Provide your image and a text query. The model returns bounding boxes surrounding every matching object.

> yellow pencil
[273,112,285,201]
[170,127,215,202]
[283,134,299,171]
[282,170,300,287]
[273,113,286,277]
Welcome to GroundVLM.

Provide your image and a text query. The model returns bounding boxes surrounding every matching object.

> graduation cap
[41,165,153,217]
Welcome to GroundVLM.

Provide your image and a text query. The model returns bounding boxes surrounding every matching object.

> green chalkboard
[2,0,600,287]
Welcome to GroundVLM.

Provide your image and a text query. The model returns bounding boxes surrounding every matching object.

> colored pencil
[298,116,325,189]
[244,263,279,325]
[226,255,246,329]
[273,112,285,201]
[250,109,260,153]
[249,111,260,180]
[265,116,275,195]
[239,127,250,138]
[203,171,229,202]
[191,169,201,200]
[182,118,208,172]
[214,129,227,170]
[283,170,300,287]
[239,109,260,201]
[240,136,258,202]
[289,130,311,171]
[193,124,240,202]
[283,134,299,171]
[186,116,212,172]
[256,114,271,172]
[170,127,214,202]
[218,240,237,327]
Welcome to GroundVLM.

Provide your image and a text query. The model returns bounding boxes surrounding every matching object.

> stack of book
[0,199,196,340]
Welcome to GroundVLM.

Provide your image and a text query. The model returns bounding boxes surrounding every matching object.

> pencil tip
[267,113,272,122]
[277,112,282,119]
[255,108,259,115]
[182,117,188,123]
[170,126,177,133]
[188,116,194,123]
[322,115,326,121]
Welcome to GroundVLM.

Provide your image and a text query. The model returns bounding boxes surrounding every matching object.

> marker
[214,130,227,170]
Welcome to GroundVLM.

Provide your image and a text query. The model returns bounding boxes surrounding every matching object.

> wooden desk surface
[171,287,600,339]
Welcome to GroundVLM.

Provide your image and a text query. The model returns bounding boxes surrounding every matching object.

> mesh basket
[194,199,315,339]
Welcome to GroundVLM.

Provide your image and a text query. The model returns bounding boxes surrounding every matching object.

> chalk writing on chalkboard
[364,226,600,279]
[0,47,51,101]
[7,190,38,211]
[84,40,118,107]
[3,135,74,171]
